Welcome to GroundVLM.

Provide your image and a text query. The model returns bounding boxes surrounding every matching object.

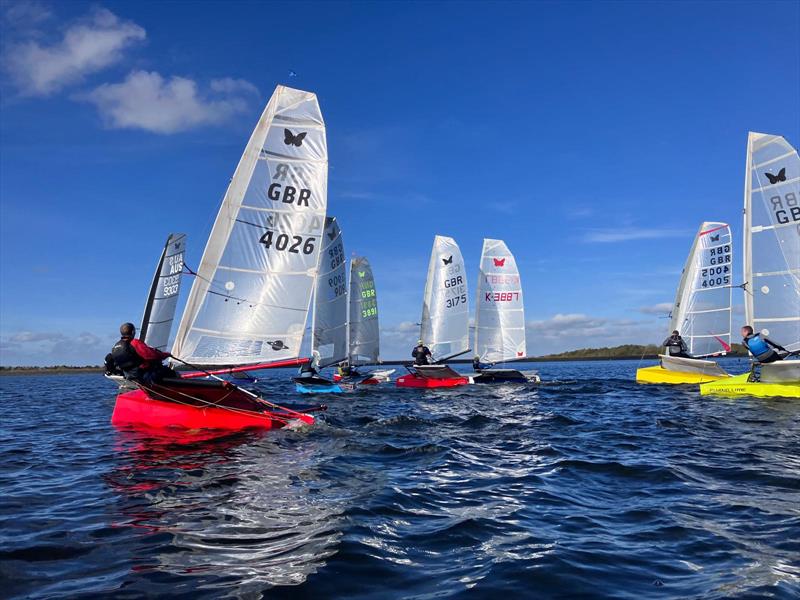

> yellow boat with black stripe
[636,355,730,385]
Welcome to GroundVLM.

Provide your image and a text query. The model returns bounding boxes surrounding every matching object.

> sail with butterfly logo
[742,132,800,351]
[700,133,800,397]
[140,233,187,352]
[348,256,380,365]
[667,222,734,357]
[310,217,348,368]
[172,85,328,366]
[420,235,470,360]
[474,238,526,363]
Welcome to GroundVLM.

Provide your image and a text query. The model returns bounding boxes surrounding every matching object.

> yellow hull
[700,373,800,398]
[635,365,728,385]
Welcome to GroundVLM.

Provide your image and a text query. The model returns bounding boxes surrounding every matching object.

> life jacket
[111,338,143,376]
[745,334,772,360]
[665,336,685,356]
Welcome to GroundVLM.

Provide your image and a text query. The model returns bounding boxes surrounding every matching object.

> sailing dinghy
[701,132,800,398]
[470,239,539,384]
[294,217,349,393]
[396,235,470,388]
[112,85,329,429]
[636,222,734,384]
[333,255,395,385]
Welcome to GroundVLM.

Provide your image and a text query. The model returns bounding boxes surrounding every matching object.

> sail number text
[259,231,316,254]
[701,265,730,288]
[770,192,799,224]
[708,245,731,265]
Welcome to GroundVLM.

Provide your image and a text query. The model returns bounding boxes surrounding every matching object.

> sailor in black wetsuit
[473,356,491,371]
[741,325,787,364]
[412,340,433,366]
[662,330,691,358]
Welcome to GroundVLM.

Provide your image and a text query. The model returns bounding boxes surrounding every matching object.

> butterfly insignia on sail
[517,351,524,357]
[710,234,720,242]
[358,271,365,278]
[284,129,307,147]
[765,167,786,184]
[493,258,506,267]
[268,340,288,351]
[442,255,453,265]
[327,229,337,241]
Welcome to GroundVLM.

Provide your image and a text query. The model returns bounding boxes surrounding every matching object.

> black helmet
[120,322,136,337]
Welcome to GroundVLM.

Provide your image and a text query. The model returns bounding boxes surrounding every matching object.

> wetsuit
[110,336,174,383]
[743,333,786,364]
[412,345,433,366]
[662,335,691,358]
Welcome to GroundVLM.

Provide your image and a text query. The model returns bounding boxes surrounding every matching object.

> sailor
[337,360,361,379]
[473,355,491,371]
[412,340,433,366]
[110,322,175,383]
[662,330,691,358]
[741,325,787,364]
[298,350,321,378]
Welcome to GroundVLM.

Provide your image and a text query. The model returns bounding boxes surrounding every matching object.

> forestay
[474,238,526,363]
[312,217,347,368]
[173,86,327,365]
[420,235,470,360]
[349,256,380,365]
[140,233,186,352]
[743,132,800,351]
[668,222,733,356]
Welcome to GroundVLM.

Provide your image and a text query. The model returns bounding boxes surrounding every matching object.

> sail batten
[172,86,327,365]
[474,238,526,363]
[420,236,470,360]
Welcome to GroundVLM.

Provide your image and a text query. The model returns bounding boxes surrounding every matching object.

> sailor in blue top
[741,325,787,364]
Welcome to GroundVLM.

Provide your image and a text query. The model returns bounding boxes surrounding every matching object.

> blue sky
[1,0,798,365]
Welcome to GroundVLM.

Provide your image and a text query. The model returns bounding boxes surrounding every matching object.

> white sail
[744,132,800,351]
[668,222,733,356]
[474,238,526,363]
[140,233,186,352]
[311,217,347,368]
[420,235,469,360]
[172,86,327,365]
[348,256,380,365]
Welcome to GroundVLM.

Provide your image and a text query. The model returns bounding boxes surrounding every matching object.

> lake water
[1,359,798,599]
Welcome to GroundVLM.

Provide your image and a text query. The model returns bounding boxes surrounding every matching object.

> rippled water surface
[1,359,799,599]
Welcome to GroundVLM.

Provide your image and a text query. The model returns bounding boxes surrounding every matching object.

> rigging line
[135,381,292,424]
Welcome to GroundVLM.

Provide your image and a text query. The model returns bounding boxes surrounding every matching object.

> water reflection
[106,427,345,592]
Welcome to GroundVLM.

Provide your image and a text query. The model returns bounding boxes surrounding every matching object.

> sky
[1,0,799,366]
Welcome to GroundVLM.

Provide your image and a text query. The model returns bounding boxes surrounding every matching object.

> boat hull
[636,365,729,385]
[469,369,540,384]
[700,373,800,398]
[112,389,305,430]
[395,373,469,388]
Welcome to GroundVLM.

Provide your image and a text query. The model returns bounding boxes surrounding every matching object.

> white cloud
[582,227,689,243]
[83,70,258,133]
[2,1,53,29]
[525,313,663,355]
[638,302,672,315]
[3,7,145,96]
[0,329,113,366]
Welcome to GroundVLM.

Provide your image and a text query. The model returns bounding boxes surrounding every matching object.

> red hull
[112,388,313,431]
[395,373,469,388]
